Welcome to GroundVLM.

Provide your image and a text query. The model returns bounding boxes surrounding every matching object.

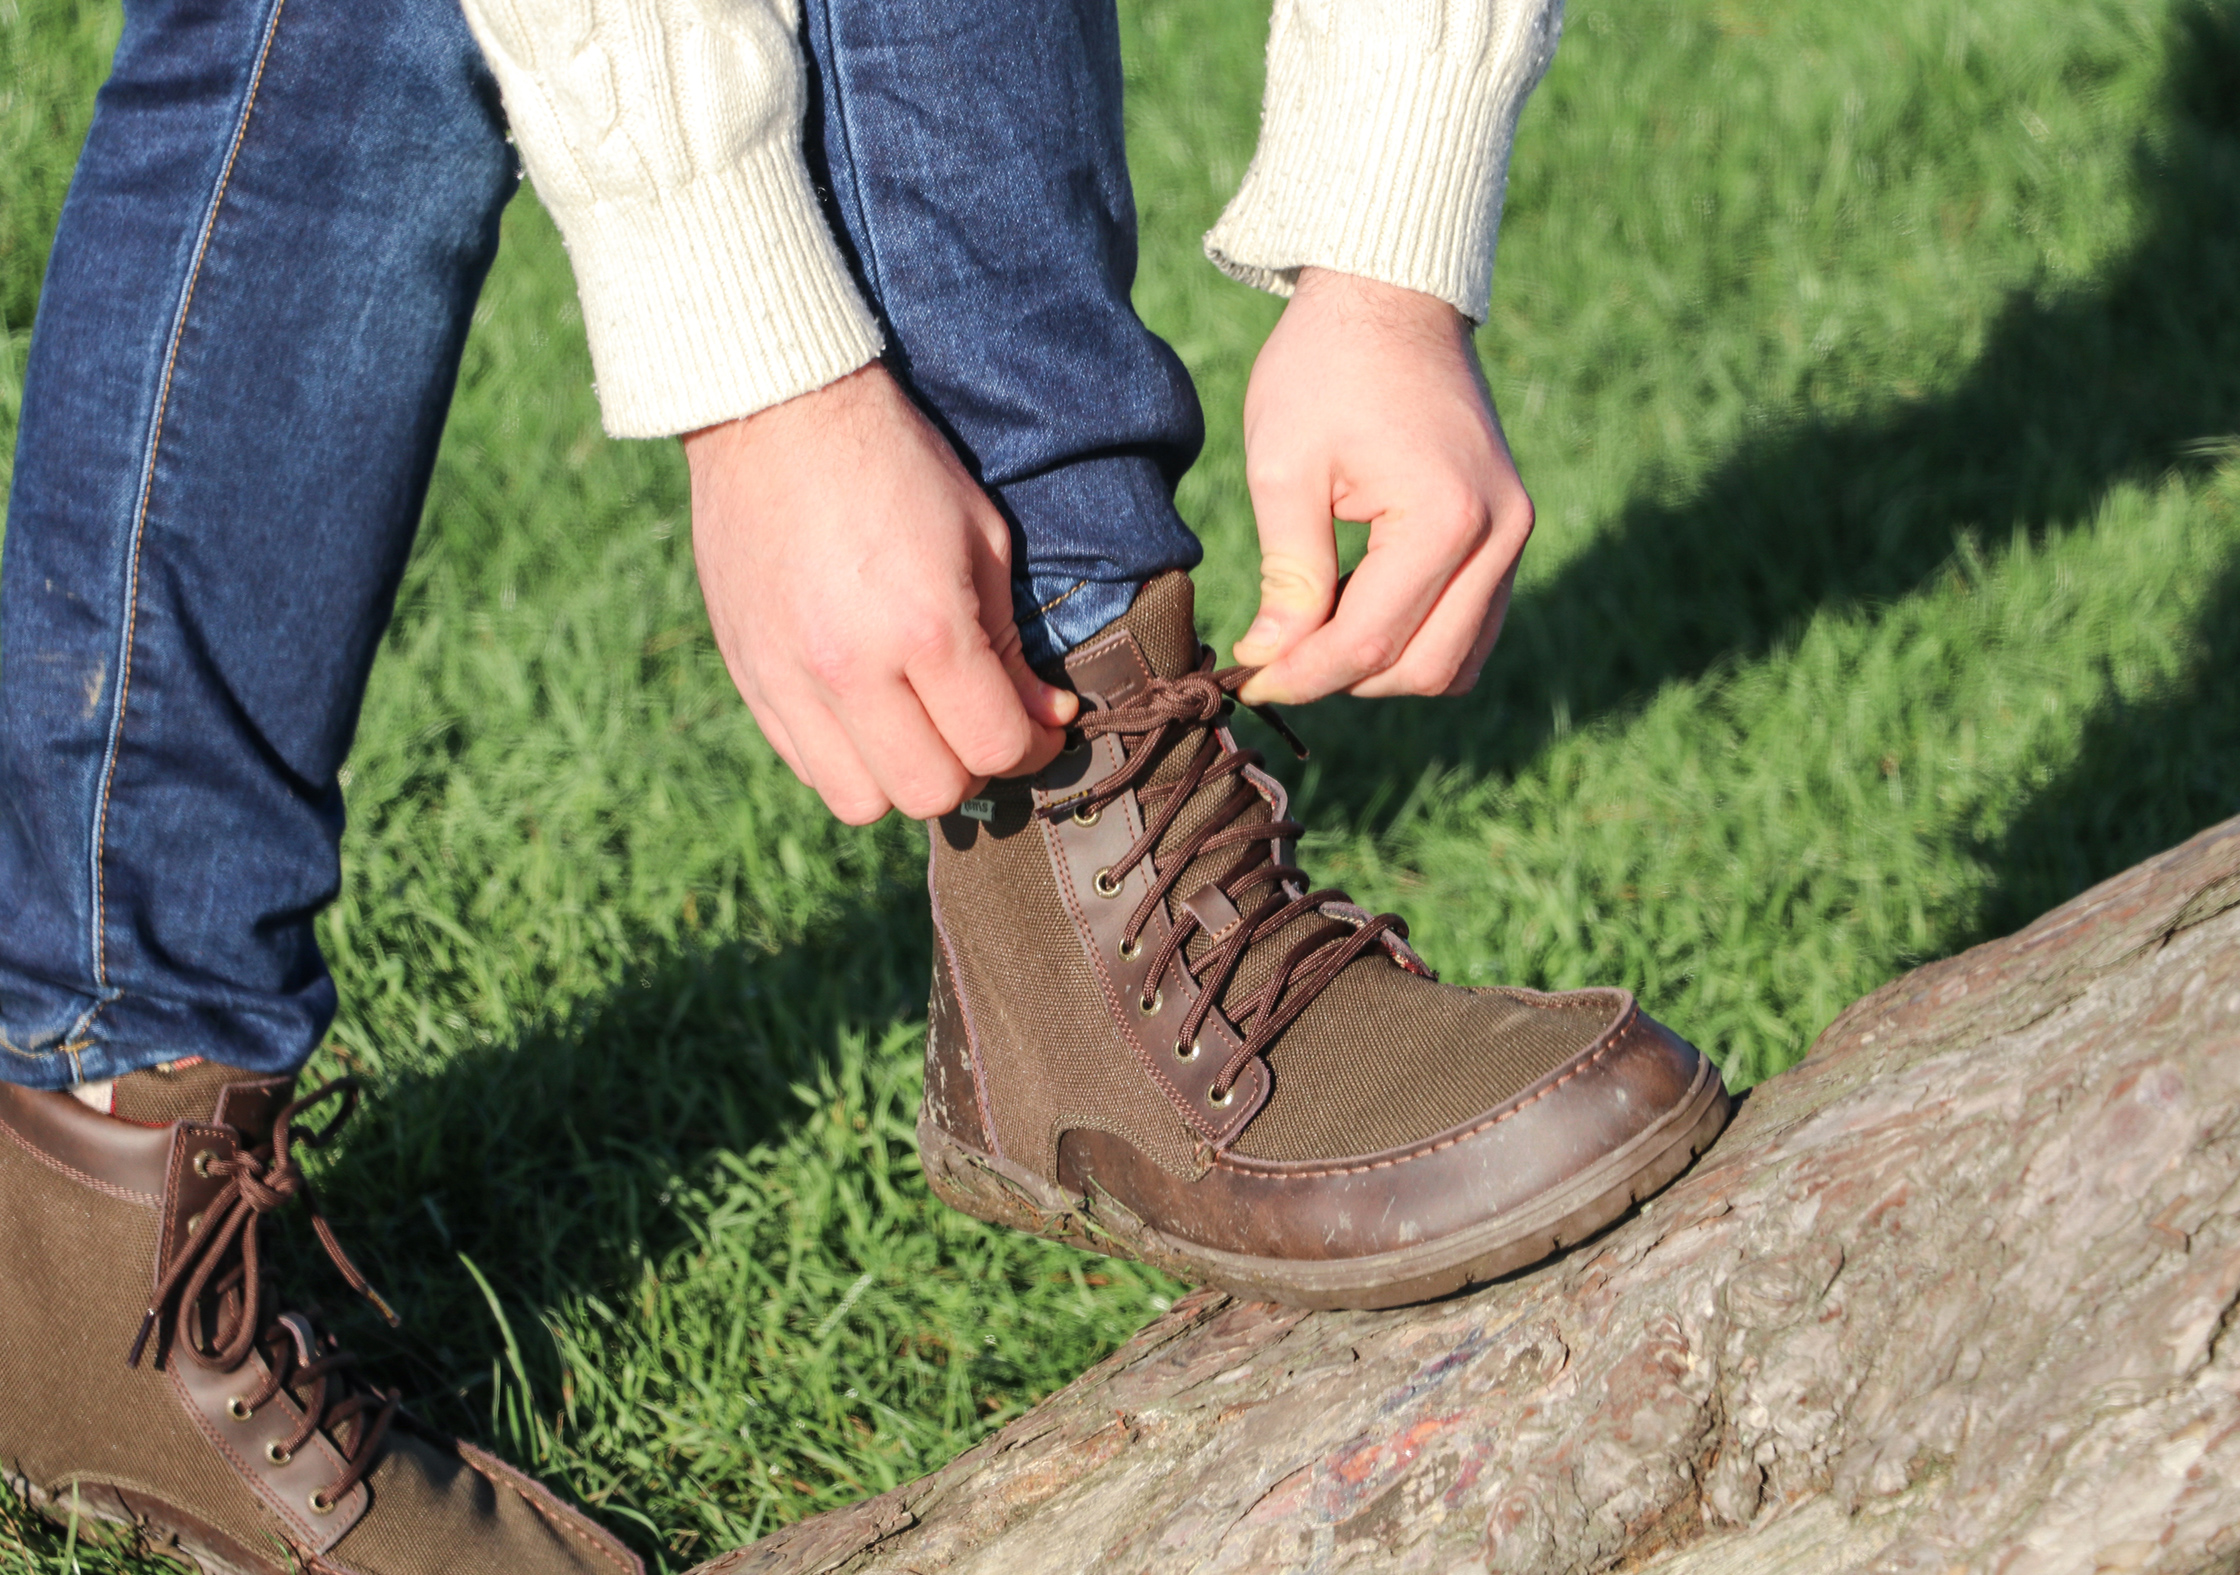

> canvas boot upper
[0,1062,641,1575]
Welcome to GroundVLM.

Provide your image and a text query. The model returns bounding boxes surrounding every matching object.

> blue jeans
[0,0,1205,1088]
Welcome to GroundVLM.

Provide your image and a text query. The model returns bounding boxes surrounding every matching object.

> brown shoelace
[127,1079,402,1512]
[1037,653,1407,1103]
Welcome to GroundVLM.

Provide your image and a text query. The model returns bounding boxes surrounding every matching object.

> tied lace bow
[127,1079,402,1513]
[1039,655,1407,1103]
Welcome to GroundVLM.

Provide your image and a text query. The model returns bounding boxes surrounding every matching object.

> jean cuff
[995,456,1201,666]
[0,975,326,1090]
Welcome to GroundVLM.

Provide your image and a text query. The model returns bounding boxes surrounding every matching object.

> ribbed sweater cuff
[550,140,884,440]
[1205,39,1535,322]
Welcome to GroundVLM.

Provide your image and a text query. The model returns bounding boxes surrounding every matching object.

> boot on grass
[0,1060,641,1575]
[921,572,1732,1309]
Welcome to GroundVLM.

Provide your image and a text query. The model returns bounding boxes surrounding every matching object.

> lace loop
[1039,654,1406,1103]
[125,1078,402,1510]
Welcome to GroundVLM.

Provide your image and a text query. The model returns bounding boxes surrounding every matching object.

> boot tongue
[109,1058,296,1137]
[1060,570,1201,703]
[1056,572,1399,1049]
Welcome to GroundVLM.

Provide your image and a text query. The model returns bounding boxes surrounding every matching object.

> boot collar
[0,1080,172,1202]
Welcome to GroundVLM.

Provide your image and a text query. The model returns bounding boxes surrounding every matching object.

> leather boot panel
[1056,1006,1710,1260]
[1035,728,1270,1146]
[155,1122,246,1314]
[0,1079,171,1201]
[169,1340,368,1552]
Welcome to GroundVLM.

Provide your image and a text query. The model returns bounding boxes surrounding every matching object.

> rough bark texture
[696,816,2240,1575]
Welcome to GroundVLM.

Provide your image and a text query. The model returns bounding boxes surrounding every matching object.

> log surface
[696,817,2240,1575]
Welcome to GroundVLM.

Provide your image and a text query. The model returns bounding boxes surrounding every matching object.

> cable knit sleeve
[460,0,882,438]
[1204,0,1563,322]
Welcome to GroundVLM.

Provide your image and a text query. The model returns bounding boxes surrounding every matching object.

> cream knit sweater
[462,0,1562,439]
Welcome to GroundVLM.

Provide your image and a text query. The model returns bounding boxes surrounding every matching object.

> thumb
[1233,462,1339,669]
[971,517,1078,773]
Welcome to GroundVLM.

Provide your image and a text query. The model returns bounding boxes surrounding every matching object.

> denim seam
[86,0,296,1042]
[810,4,888,306]
[1036,578,1093,616]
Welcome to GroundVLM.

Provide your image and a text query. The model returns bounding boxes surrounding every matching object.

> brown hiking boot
[0,1060,642,1575]
[920,572,1732,1309]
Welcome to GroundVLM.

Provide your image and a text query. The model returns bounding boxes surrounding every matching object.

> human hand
[685,364,1078,825]
[1231,268,1534,706]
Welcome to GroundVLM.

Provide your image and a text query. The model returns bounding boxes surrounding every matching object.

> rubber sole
[919,1053,1734,1310]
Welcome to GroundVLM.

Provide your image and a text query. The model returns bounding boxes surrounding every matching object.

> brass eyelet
[192,1149,217,1178]
[1209,1085,1235,1109]
[226,1397,254,1423]
[1137,989,1163,1016]
[308,1490,337,1517]
[265,1442,292,1466]
[1071,803,1101,827]
[1117,936,1141,961]
[1093,868,1121,898]
[186,1212,205,1236]
[1175,1038,1201,1063]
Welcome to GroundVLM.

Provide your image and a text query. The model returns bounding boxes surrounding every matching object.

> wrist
[1291,268,1469,339]
[683,362,898,466]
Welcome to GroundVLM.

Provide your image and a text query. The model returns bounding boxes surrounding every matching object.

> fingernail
[1242,615,1281,649]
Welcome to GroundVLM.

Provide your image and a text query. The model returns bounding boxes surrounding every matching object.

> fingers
[1346,537,1515,699]
[760,687,895,826]
[805,534,1076,822]
[1239,489,1490,705]
[1232,455,1340,669]
[965,509,1078,764]
[902,617,1071,792]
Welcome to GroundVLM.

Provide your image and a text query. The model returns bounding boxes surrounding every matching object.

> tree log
[695,816,2240,1575]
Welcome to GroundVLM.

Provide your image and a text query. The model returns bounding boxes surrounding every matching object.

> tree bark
[695,815,2240,1575]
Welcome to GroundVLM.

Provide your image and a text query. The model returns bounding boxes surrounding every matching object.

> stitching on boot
[457,1442,640,1574]
[0,1112,159,1205]
[1209,1004,1651,1178]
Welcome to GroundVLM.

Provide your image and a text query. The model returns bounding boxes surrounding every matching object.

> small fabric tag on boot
[959,798,996,822]
[70,1079,116,1115]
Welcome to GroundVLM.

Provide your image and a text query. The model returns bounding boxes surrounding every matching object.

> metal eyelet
[308,1490,338,1517]
[186,1212,205,1236]
[1175,1038,1201,1063]
[1209,1085,1235,1109]
[1071,803,1101,827]
[1093,868,1121,898]
[192,1149,217,1178]
[1137,989,1163,1016]
[226,1397,254,1423]
[265,1442,292,1466]
[1060,736,1086,757]
[1117,936,1141,961]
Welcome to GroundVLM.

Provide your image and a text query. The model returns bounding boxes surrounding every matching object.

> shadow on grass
[297,885,932,1436]
[1287,0,2240,883]
[1975,546,2240,940]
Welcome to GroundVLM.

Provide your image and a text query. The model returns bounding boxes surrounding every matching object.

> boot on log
[694,815,2240,1575]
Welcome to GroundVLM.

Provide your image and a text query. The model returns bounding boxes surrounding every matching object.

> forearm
[460,0,881,438]
[1205,0,1564,321]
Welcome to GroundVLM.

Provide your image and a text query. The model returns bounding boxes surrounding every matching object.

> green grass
[4,0,2239,1567]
